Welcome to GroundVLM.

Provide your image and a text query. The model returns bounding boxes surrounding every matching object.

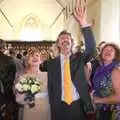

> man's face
[57,34,72,54]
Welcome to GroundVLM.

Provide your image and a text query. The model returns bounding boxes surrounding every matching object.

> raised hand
[73,0,89,26]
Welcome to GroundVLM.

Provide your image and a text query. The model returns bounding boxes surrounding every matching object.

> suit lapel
[70,53,82,83]
[54,56,62,96]
[70,55,76,82]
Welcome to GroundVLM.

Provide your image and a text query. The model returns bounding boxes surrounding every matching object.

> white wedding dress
[16,72,51,120]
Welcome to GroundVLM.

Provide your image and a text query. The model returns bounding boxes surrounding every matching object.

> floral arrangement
[15,75,42,107]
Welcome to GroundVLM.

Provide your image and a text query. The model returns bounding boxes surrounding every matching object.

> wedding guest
[40,1,96,120]
[0,39,16,120]
[9,49,24,73]
[93,43,120,120]
[14,47,51,120]
[89,41,107,88]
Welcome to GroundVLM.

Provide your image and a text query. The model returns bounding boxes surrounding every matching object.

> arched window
[20,14,43,41]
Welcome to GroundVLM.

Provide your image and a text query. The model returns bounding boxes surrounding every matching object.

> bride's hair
[23,47,40,69]
[27,47,40,57]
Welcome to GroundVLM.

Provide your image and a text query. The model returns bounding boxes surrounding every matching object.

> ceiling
[0,0,96,40]
[0,0,95,28]
[0,0,63,28]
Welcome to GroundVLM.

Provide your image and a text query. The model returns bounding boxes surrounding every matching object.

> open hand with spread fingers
[73,0,89,26]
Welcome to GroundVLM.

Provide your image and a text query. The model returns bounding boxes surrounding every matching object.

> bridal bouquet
[15,75,42,107]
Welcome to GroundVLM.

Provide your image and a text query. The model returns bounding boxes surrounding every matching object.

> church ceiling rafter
[0,0,64,27]
[0,8,13,28]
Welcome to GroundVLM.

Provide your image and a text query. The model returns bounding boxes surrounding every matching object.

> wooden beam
[56,0,65,8]
[0,8,13,28]
[0,0,5,4]
[49,8,65,29]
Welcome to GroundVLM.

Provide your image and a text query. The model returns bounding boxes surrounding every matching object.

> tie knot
[64,59,69,65]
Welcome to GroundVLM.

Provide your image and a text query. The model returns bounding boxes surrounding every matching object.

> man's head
[56,30,73,55]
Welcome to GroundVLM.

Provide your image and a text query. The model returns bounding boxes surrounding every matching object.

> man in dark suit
[0,39,16,119]
[40,2,96,120]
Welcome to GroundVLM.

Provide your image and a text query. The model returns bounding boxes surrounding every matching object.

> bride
[14,47,51,120]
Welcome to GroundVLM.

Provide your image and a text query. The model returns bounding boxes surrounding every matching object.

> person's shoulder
[3,53,12,59]
[112,66,120,76]
[113,62,120,71]
[48,55,60,62]
[0,53,14,63]
[114,67,120,72]
[70,52,82,59]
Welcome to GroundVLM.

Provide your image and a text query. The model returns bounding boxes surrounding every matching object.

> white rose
[20,78,27,83]
[34,81,40,85]
[28,79,33,84]
[15,83,24,92]
[31,85,40,94]
[23,84,30,91]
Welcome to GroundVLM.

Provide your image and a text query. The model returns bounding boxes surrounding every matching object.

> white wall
[100,0,120,44]
[65,0,101,47]
[88,0,101,44]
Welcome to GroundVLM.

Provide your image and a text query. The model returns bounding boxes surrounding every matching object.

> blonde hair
[24,47,40,68]
[27,47,40,58]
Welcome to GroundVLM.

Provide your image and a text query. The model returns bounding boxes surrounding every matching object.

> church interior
[0,0,120,120]
[0,0,119,49]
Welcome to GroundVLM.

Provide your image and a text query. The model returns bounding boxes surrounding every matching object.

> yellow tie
[64,59,73,105]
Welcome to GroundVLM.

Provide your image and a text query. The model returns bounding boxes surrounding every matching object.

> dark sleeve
[4,58,16,90]
[47,73,56,120]
[3,58,16,102]
[41,59,56,119]
[81,26,96,64]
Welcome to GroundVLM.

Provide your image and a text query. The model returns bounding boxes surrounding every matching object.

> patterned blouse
[93,61,120,111]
